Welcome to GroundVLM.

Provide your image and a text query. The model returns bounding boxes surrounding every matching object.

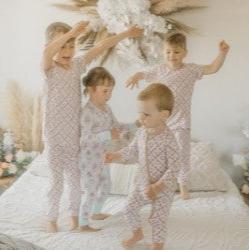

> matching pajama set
[43,57,86,220]
[79,100,120,226]
[119,127,181,244]
[144,63,204,185]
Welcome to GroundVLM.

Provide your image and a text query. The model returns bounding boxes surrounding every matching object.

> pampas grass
[3,81,43,152]
[150,0,205,15]
[31,95,44,152]
[52,0,99,14]
[166,18,196,34]
[4,81,28,150]
[79,31,98,50]
[99,46,114,65]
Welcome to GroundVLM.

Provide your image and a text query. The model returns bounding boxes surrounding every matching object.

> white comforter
[0,160,249,250]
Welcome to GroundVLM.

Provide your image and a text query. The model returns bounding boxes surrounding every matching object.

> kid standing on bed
[126,33,230,199]
[106,83,181,250]
[42,21,143,233]
[79,67,122,232]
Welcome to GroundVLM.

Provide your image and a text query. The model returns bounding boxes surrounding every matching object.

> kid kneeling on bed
[105,83,181,250]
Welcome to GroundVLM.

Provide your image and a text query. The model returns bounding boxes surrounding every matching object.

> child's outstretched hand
[145,185,157,201]
[126,74,139,89]
[126,72,143,89]
[219,40,230,54]
[135,119,142,128]
[126,26,144,38]
[111,128,120,140]
[105,152,121,163]
[146,181,166,201]
[70,21,89,38]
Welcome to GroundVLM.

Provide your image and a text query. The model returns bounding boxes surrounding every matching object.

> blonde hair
[45,22,72,43]
[138,83,174,114]
[165,32,186,49]
[82,67,115,95]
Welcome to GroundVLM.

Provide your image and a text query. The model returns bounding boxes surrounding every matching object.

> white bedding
[0,161,249,250]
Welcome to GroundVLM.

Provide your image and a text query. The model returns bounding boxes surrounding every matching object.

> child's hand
[126,26,144,38]
[111,128,120,140]
[152,181,166,194]
[219,40,230,54]
[125,73,141,89]
[135,119,142,128]
[70,21,89,38]
[105,152,121,163]
[145,185,157,201]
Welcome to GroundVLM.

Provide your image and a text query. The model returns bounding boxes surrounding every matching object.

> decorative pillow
[186,141,228,192]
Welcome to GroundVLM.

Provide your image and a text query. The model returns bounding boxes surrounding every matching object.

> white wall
[0,0,249,160]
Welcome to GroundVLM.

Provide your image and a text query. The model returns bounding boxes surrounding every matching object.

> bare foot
[150,243,164,250]
[180,184,190,200]
[122,229,144,249]
[91,213,111,220]
[69,216,79,230]
[47,221,58,233]
[79,225,101,232]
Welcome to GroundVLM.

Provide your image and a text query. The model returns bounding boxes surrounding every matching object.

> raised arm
[83,26,143,66]
[105,130,140,164]
[126,64,162,89]
[203,40,230,75]
[42,21,88,71]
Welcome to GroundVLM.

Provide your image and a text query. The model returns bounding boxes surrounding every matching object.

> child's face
[164,43,187,66]
[138,99,169,129]
[89,80,114,105]
[53,34,75,65]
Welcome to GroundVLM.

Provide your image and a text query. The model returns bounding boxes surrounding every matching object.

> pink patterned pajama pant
[173,128,191,186]
[124,186,175,244]
[46,144,81,221]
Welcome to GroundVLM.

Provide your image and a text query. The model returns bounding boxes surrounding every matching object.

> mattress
[0,160,249,250]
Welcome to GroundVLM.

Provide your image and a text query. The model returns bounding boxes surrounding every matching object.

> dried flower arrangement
[52,0,205,64]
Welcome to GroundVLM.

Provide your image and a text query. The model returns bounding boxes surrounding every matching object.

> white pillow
[110,163,138,195]
[187,141,228,192]
[110,141,228,195]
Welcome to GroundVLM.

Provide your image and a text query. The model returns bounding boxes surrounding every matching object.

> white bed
[0,155,249,250]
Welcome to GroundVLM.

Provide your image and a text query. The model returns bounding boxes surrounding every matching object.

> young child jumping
[126,33,230,199]
[42,21,143,233]
[106,83,181,250]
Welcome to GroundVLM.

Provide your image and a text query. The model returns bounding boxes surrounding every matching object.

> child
[126,33,230,199]
[105,83,181,250]
[42,21,143,233]
[79,67,122,232]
